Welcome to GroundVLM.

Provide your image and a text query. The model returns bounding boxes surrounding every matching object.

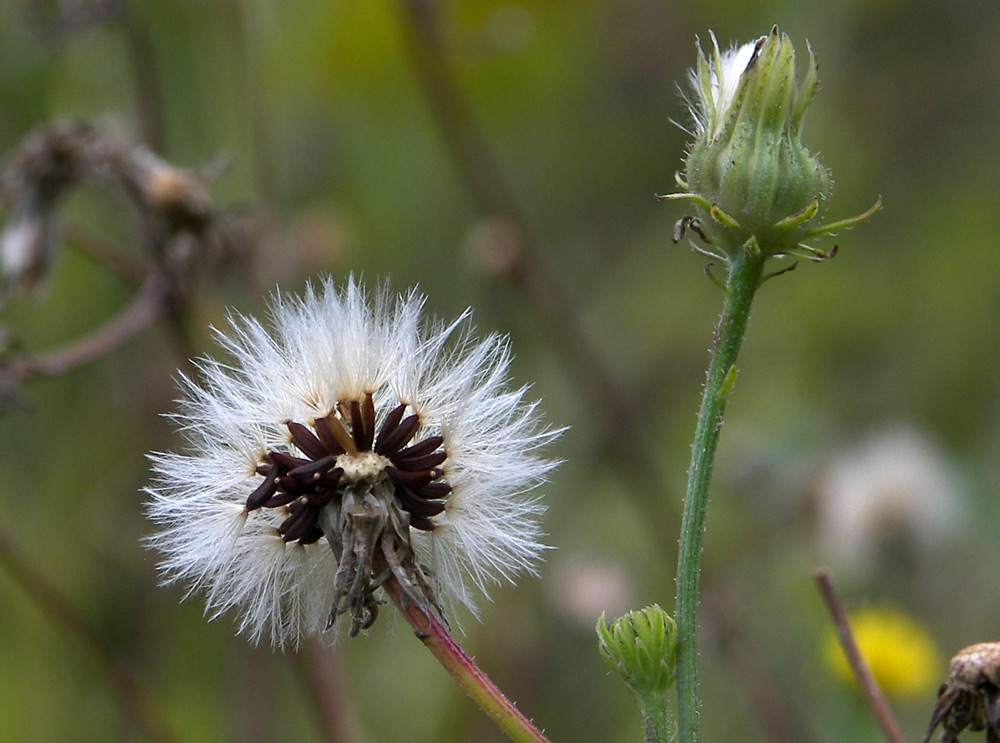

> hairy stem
[638,690,673,743]
[675,252,764,743]
[382,576,551,743]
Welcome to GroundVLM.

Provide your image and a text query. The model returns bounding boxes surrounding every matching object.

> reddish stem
[382,576,551,743]
[814,568,907,743]
[6,267,168,382]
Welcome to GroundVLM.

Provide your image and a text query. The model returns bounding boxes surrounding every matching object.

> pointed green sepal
[802,197,883,240]
[773,197,820,233]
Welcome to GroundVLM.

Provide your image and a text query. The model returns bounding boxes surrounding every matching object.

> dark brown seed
[314,416,347,455]
[349,400,365,448]
[414,481,452,500]
[279,505,316,543]
[409,514,436,531]
[316,471,346,489]
[360,393,376,450]
[395,436,444,459]
[288,454,339,479]
[286,421,328,460]
[269,452,311,470]
[385,465,439,489]
[395,487,447,517]
[376,415,420,456]
[246,467,280,510]
[392,451,447,472]
[299,525,325,545]
[274,476,310,496]
[304,489,337,508]
[262,491,298,509]
[373,404,406,453]
[278,510,302,540]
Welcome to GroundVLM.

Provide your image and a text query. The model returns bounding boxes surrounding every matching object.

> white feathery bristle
[145,276,562,648]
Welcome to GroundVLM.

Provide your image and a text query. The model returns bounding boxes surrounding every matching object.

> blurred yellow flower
[825,605,942,699]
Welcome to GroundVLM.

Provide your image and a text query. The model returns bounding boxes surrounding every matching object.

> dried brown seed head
[949,644,1000,690]
[923,643,1000,743]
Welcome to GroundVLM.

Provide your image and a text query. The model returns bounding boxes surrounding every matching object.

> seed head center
[337,450,391,484]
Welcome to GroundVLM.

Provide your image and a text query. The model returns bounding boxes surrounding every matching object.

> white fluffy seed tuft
[145,276,562,649]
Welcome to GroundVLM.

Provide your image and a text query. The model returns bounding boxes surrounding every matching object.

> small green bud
[664,27,879,264]
[597,604,678,698]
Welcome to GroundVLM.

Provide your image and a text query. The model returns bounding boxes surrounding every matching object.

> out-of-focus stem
[4,267,168,383]
[674,252,763,743]
[814,569,907,743]
[396,0,642,459]
[219,0,278,207]
[296,639,364,743]
[119,2,166,151]
[382,576,551,743]
[0,524,177,743]
[66,223,149,284]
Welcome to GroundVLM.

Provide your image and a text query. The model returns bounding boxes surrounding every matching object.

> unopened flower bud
[597,604,678,698]
[664,27,879,263]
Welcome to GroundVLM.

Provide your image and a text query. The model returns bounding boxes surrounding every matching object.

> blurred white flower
[146,277,561,648]
[548,557,636,629]
[815,426,963,575]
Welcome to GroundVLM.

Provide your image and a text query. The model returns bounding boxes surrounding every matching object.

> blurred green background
[2,0,1000,741]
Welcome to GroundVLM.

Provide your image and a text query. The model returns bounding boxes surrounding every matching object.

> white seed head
[145,276,562,648]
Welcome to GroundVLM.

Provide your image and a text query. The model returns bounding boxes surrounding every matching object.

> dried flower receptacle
[924,643,1000,743]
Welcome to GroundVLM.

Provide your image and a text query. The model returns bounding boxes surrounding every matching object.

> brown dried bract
[923,643,1000,743]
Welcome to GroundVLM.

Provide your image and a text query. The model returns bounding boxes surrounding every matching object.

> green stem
[675,251,765,743]
[638,691,673,743]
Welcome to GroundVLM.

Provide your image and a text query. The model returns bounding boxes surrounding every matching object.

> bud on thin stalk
[664,27,880,743]
[598,605,678,743]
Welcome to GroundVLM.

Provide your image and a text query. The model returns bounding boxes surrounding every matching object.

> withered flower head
[923,643,1000,743]
[146,277,561,648]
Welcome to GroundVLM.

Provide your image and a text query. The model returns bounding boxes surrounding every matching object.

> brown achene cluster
[245,392,451,635]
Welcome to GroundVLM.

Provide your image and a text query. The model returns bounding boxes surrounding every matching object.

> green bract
[664,27,879,265]
[597,604,678,698]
